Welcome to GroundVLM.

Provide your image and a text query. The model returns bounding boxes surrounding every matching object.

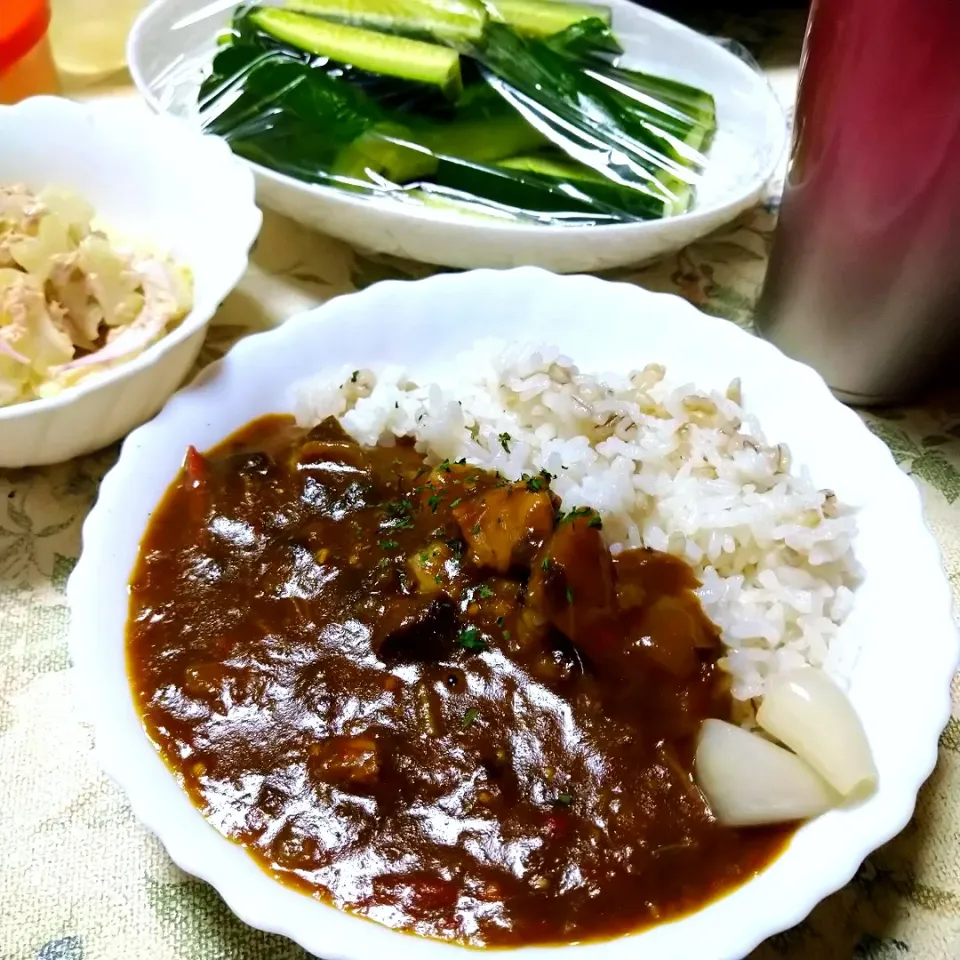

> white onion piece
[695,719,839,827]
[757,667,878,800]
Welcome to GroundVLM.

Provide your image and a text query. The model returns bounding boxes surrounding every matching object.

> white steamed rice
[292,340,860,703]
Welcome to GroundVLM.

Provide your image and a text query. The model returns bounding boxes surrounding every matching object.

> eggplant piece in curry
[127,414,792,946]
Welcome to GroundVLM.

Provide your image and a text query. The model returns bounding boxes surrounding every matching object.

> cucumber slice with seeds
[282,0,488,42]
[251,9,463,99]
[487,0,611,38]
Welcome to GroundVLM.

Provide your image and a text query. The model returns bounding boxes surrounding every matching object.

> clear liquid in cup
[48,0,145,80]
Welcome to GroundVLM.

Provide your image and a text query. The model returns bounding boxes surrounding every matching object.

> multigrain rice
[293,340,860,702]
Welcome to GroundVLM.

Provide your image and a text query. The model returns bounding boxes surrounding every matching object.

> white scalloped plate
[68,268,958,959]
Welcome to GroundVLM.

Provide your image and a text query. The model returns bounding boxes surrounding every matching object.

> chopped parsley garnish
[456,458,467,465]
[541,556,552,572]
[438,459,452,473]
[559,506,594,525]
[383,499,414,528]
[476,584,494,599]
[457,627,487,652]
[503,630,511,640]
[350,370,359,383]
[496,616,505,628]
[449,498,462,509]
[471,523,481,535]
[525,474,544,492]
[428,494,441,512]
[588,515,603,529]
[379,540,399,550]
[498,432,512,453]
[556,792,573,806]
[448,538,465,557]
[566,587,575,604]
[462,707,480,729]
[419,551,429,563]
[434,574,445,584]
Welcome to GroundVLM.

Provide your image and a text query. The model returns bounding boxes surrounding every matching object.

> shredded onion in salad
[0,184,193,406]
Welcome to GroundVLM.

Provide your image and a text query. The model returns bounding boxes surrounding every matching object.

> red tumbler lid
[0,0,51,73]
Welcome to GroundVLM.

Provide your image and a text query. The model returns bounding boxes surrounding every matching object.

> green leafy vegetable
[457,626,487,651]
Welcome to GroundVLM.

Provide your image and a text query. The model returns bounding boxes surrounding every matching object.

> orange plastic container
[0,0,60,104]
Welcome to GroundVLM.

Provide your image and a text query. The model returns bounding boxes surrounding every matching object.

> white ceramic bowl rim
[68,268,959,960]
[0,96,261,425]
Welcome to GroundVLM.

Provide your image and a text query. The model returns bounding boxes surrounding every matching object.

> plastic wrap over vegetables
[191,0,719,225]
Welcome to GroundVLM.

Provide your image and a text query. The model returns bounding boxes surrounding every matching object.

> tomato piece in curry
[126,414,792,946]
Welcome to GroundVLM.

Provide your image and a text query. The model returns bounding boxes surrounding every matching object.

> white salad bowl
[0,96,261,468]
[69,268,958,959]
[128,0,786,272]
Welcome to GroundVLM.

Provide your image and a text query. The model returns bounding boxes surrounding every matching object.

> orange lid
[0,0,51,72]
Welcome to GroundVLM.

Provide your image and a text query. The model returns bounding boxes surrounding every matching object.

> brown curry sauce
[127,414,792,946]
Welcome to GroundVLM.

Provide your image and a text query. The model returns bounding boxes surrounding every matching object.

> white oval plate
[128,0,786,272]
[69,268,957,959]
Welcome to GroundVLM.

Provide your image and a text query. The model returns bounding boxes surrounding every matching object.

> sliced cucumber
[486,0,611,38]
[435,156,663,219]
[606,67,717,132]
[497,153,670,217]
[282,0,488,43]
[251,9,463,98]
[434,158,604,215]
[331,124,440,182]
[418,113,548,164]
[332,113,546,184]
[499,152,607,182]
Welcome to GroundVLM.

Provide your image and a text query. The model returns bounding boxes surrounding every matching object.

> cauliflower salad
[0,184,193,407]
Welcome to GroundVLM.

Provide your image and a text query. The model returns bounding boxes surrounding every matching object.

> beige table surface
[2,8,960,960]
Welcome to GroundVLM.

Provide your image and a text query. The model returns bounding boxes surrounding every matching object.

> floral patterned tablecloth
[3,8,960,960]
